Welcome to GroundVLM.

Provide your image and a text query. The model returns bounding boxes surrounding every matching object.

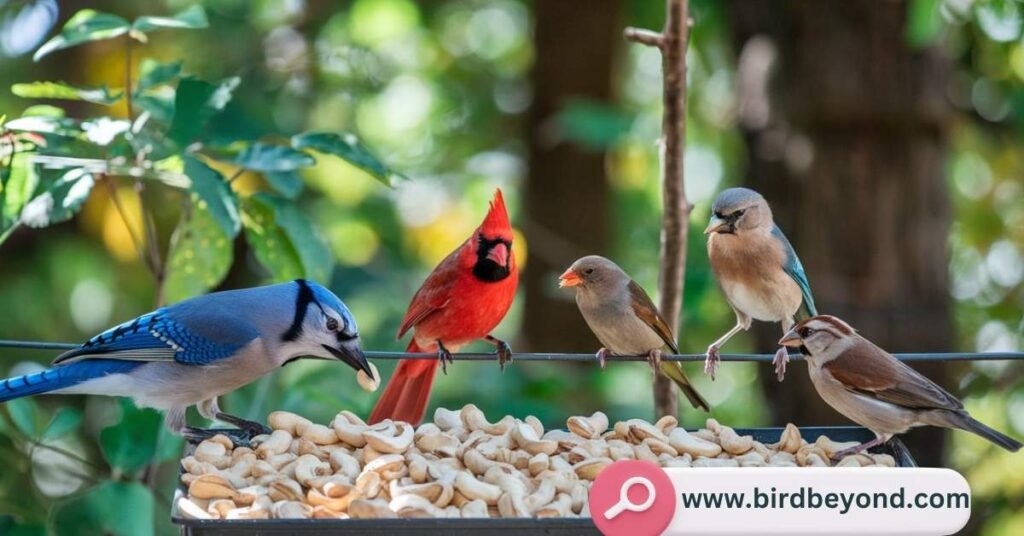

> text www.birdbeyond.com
[679,486,969,515]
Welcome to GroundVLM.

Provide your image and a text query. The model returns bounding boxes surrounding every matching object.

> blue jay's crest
[282,280,359,343]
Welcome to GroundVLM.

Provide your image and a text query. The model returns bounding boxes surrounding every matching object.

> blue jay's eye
[733,209,745,217]
[326,317,339,331]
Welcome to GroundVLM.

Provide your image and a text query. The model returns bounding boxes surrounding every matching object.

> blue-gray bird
[704,187,816,382]
[0,279,372,443]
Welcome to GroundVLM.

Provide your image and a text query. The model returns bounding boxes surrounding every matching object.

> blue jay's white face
[280,281,374,380]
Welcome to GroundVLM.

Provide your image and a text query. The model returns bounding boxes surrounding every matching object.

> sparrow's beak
[704,215,728,235]
[322,342,375,380]
[558,268,582,288]
[486,242,510,267]
[779,329,802,348]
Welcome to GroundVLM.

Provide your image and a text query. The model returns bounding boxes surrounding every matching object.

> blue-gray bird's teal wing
[771,225,817,320]
[52,307,258,366]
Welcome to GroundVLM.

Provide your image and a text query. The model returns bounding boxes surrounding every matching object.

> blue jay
[704,187,816,382]
[0,279,372,443]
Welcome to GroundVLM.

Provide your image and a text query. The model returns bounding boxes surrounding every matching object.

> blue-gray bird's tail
[0,360,141,402]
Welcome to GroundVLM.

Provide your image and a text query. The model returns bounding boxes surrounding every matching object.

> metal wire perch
[0,339,1021,363]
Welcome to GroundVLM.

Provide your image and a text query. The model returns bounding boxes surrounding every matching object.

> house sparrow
[780,315,1022,458]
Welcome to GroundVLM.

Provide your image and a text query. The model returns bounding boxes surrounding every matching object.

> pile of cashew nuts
[175,406,897,520]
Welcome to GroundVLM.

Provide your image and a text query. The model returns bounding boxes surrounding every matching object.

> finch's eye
[326,317,339,331]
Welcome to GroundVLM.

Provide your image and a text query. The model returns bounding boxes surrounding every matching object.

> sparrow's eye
[326,317,339,331]
[799,327,814,337]
[584,268,594,275]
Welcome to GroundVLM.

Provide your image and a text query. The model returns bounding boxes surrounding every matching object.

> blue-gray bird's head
[281,280,374,380]
[705,187,774,235]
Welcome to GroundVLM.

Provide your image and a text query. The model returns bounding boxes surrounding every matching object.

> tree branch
[626,0,691,418]
[623,27,663,48]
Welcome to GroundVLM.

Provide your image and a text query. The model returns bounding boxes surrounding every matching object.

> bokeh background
[0,0,1021,534]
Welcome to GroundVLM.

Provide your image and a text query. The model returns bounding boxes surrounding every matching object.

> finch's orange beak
[558,268,582,288]
[779,329,802,347]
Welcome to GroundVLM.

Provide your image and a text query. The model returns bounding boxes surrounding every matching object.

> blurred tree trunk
[727,0,954,467]
[522,1,619,353]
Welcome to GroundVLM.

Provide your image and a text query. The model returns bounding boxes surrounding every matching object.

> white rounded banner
[662,468,971,536]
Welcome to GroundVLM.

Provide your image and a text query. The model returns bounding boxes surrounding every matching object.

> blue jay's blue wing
[0,360,142,402]
[771,225,817,320]
[53,305,259,367]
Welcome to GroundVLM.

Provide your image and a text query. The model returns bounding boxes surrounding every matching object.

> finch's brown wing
[823,338,962,411]
[627,280,679,354]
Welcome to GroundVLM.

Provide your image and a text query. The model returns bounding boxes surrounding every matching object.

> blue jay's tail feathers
[0,360,141,402]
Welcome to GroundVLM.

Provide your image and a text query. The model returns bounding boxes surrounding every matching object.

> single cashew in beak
[331,411,368,447]
[668,428,723,458]
[348,499,396,519]
[357,362,380,392]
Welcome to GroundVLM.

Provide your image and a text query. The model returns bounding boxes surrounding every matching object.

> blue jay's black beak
[323,343,374,380]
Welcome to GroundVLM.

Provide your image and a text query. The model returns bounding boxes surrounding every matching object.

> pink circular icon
[590,460,676,536]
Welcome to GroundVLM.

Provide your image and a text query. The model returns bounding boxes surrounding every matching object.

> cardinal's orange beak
[558,268,582,288]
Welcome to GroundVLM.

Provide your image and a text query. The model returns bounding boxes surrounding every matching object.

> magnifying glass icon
[603,476,657,520]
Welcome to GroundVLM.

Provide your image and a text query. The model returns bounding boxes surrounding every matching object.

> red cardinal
[369,189,519,425]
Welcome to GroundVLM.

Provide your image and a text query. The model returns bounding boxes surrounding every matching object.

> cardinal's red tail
[368,341,438,425]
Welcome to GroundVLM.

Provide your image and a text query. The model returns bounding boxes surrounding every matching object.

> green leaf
[6,397,39,438]
[132,5,208,34]
[183,156,240,237]
[244,193,332,282]
[19,168,95,228]
[135,59,183,94]
[906,0,946,48]
[163,200,233,304]
[34,10,130,61]
[265,171,304,199]
[292,131,399,186]
[2,154,39,229]
[52,480,155,536]
[21,104,65,117]
[41,407,82,441]
[99,399,161,475]
[12,81,122,105]
[235,142,316,173]
[168,76,240,146]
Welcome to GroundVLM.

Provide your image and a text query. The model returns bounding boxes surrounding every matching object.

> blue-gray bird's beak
[323,343,375,380]
[704,215,728,235]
